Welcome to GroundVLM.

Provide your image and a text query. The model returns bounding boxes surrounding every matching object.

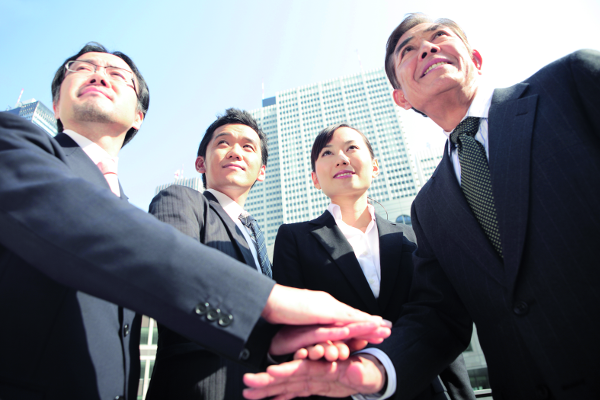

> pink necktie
[97,158,121,197]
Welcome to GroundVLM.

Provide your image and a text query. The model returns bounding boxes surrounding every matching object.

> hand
[262,284,385,326]
[243,354,387,400]
[270,321,390,357]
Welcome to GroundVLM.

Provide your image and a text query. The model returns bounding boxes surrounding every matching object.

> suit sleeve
[149,185,205,241]
[374,201,473,399]
[272,224,306,289]
[0,113,275,367]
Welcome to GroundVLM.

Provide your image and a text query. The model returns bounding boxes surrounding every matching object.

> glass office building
[5,99,58,137]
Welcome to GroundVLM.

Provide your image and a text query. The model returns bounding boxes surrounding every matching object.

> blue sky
[2,0,599,209]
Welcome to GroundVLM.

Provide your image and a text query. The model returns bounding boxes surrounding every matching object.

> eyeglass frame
[64,60,139,98]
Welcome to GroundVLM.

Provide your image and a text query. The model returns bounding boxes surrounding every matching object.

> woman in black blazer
[272,123,474,400]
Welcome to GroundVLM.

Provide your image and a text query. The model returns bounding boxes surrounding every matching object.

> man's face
[53,52,143,133]
[196,124,266,195]
[391,23,482,112]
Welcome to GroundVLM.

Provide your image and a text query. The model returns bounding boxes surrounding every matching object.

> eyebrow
[322,140,357,149]
[394,24,444,59]
[213,132,259,146]
[77,58,131,71]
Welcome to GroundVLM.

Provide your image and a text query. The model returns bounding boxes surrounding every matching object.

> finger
[345,338,369,352]
[308,344,325,360]
[323,342,340,361]
[293,348,308,360]
[333,341,350,360]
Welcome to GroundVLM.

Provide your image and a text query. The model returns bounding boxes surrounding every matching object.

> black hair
[197,108,268,188]
[51,42,150,147]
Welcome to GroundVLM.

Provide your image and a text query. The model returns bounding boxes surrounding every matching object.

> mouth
[223,164,245,171]
[79,86,111,99]
[421,60,451,77]
[333,170,354,179]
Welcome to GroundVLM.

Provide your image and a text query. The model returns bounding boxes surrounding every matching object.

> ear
[195,156,206,173]
[372,158,380,178]
[131,110,144,130]
[393,89,412,110]
[255,164,266,182]
[53,101,60,120]
[311,171,321,190]
[472,49,483,74]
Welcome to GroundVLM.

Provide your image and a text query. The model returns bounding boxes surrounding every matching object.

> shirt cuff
[351,348,396,400]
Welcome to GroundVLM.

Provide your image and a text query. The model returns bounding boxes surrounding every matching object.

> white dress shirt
[205,189,261,273]
[358,84,498,400]
[324,203,396,400]
[63,129,120,196]
[327,203,381,298]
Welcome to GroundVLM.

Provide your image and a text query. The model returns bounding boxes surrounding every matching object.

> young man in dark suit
[0,44,392,400]
[243,13,600,400]
[147,109,273,399]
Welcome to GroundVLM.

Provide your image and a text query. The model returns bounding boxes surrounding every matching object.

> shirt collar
[63,129,118,167]
[442,82,495,137]
[327,202,376,225]
[206,188,246,221]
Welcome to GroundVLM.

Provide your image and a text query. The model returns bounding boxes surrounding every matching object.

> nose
[87,66,111,87]
[227,145,243,160]
[420,41,439,59]
[336,153,349,166]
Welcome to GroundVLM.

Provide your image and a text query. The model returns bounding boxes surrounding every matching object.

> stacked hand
[245,284,389,399]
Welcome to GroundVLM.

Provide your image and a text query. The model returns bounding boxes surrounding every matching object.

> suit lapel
[427,151,505,286]
[488,83,536,290]
[203,191,258,271]
[310,212,380,315]
[54,133,113,191]
[375,216,403,311]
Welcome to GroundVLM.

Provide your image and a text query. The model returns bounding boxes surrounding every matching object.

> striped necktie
[239,213,272,278]
[450,117,503,258]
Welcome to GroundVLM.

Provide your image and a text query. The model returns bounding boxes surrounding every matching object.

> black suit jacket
[146,186,274,400]
[0,113,276,400]
[273,211,474,400]
[377,50,600,400]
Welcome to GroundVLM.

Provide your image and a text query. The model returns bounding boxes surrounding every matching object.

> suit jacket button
[513,301,529,316]
[206,308,221,321]
[124,324,130,337]
[195,302,210,316]
[218,313,233,327]
[114,396,124,400]
[240,348,250,360]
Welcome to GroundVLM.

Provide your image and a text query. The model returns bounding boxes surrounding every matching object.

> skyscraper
[5,99,58,137]
[246,68,424,246]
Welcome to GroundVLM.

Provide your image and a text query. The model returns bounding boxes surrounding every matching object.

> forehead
[75,52,131,70]
[395,22,457,54]
[328,127,363,144]
[212,123,259,142]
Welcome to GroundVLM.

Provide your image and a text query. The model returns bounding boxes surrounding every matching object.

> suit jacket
[146,186,274,400]
[273,211,474,400]
[0,113,276,400]
[377,50,600,400]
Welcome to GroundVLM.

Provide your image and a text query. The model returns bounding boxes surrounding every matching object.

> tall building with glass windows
[5,99,58,136]
[246,68,423,246]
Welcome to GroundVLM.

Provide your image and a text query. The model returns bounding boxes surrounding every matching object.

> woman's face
[312,127,378,200]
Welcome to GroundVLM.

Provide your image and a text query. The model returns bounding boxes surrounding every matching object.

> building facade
[5,99,58,136]
[247,68,425,246]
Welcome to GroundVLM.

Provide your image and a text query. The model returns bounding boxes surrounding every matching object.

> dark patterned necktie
[239,213,272,278]
[450,117,503,258]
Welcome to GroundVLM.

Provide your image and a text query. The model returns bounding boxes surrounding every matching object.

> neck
[330,192,371,232]
[422,80,479,132]
[65,122,127,157]
[208,185,251,207]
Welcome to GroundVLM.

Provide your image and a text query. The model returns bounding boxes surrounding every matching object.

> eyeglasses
[65,60,137,94]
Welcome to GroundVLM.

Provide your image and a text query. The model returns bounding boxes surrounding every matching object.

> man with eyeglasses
[0,43,391,400]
